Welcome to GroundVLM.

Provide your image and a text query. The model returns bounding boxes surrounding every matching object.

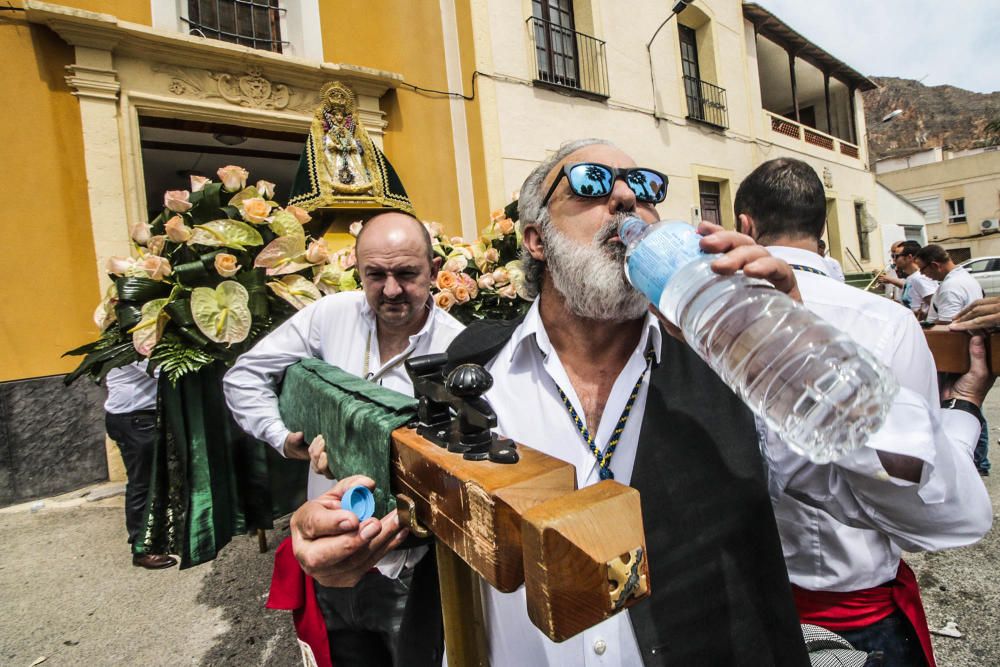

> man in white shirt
[917,244,983,324]
[879,240,938,319]
[104,360,177,569]
[817,239,845,282]
[736,158,993,667]
[224,212,464,666]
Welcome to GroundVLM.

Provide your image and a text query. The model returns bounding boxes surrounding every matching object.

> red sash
[792,560,935,667]
[266,537,332,667]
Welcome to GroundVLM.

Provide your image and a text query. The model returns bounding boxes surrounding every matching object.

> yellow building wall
[455,0,492,225]
[60,0,151,24]
[319,2,465,236]
[0,19,100,382]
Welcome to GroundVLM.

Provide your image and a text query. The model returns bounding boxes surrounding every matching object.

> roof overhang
[743,3,877,92]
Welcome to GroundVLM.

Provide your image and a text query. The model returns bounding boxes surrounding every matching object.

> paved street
[1,395,998,666]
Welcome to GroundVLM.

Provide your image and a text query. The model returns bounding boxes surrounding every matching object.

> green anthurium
[190,281,252,345]
[267,275,322,311]
[254,234,311,275]
[128,297,169,356]
[188,219,264,250]
[227,186,261,209]
[268,209,305,239]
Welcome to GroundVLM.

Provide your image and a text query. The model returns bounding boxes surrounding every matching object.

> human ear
[736,213,755,239]
[522,223,545,261]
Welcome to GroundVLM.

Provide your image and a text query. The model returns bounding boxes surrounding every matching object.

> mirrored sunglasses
[542,162,668,206]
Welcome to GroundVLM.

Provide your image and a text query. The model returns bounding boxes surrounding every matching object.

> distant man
[879,240,938,319]
[816,239,845,282]
[736,157,992,667]
[104,361,176,569]
[224,212,464,667]
[916,244,983,324]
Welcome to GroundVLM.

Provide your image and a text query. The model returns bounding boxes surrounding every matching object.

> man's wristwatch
[941,397,983,420]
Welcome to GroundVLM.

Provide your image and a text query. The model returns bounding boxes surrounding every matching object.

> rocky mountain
[862,77,1000,160]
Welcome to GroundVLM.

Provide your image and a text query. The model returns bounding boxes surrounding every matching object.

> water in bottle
[619,217,898,463]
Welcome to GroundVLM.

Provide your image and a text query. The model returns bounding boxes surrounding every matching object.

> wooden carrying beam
[390,427,650,643]
[924,329,1000,374]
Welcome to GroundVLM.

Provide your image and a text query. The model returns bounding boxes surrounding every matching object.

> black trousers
[839,611,928,667]
[314,568,413,667]
[105,410,158,552]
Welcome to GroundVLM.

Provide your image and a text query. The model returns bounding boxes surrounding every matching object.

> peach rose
[190,175,210,192]
[130,221,152,245]
[492,267,510,286]
[443,255,468,273]
[107,256,135,276]
[475,247,500,272]
[498,283,517,299]
[164,216,193,243]
[436,270,459,291]
[477,273,495,290]
[349,221,364,237]
[286,205,312,224]
[490,208,505,222]
[164,190,192,213]
[434,290,457,311]
[239,197,273,224]
[141,255,172,281]
[214,253,241,278]
[457,272,479,298]
[147,235,167,256]
[256,180,276,199]
[334,247,356,270]
[305,239,331,264]
[217,165,249,192]
[496,217,515,235]
[453,285,471,304]
[423,221,443,238]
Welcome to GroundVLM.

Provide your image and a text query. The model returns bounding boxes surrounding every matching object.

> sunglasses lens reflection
[567,164,614,198]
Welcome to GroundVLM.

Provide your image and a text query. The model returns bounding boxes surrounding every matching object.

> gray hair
[516,138,616,298]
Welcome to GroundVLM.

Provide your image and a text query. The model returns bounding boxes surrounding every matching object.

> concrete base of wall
[0,374,108,506]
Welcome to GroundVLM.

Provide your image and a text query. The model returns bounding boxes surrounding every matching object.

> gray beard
[543,214,650,322]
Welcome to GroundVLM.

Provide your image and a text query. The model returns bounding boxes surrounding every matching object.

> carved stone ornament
[154,65,316,112]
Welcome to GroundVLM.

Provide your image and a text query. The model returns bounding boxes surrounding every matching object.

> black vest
[446,317,809,666]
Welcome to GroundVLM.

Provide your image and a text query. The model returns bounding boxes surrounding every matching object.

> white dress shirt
[927,266,983,323]
[479,301,662,667]
[766,246,992,592]
[823,255,845,282]
[104,360,158,413]
[223,291,464,574]
[901,272,938,315]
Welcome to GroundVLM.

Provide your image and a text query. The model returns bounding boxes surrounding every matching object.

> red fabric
[793,560,936,667]
[266,537,332,667]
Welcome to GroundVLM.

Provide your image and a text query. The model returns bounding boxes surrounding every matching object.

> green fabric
[137,363,307,568]
[278,359,418,518]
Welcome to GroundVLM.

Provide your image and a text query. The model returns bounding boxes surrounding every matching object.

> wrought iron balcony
[683,76,729,130]
[527,17,609,100]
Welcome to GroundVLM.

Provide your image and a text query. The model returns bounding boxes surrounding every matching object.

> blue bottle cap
[343,485,375,521]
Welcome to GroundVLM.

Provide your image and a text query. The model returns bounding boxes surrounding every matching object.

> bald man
[224,211,464,666]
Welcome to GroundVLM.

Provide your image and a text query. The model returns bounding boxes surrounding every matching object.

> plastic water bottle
[620,218,898,463]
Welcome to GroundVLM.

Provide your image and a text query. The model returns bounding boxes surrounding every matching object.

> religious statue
[320,85,374,192]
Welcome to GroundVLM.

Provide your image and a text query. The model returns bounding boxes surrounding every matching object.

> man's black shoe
[133,553,178,569]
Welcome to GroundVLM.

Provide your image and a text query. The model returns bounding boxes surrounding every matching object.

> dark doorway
[532,0,579,88]
[699,180,721,225]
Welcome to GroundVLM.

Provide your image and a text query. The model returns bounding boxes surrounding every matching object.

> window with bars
[946,198,967,223]
[184,0,287,53]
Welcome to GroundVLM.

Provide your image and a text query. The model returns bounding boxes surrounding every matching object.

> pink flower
[477,273,495,290]
[434,290,457,311]
[239,197,273,224]
[423,221,443,238]
[349,221,364,237]
[458,272,479,298]
[141,255,172,281]
[497,218,515,235]
[217,165,249,192]
[443,256,468,273]
[190,175,210,192]
[334,248,356,270]
[164,190,192,213]
[130,221,152,245]
[147,235,167,256]
[107,256,135,275]
[492,267,510,286]
[305,238,331,264]
[214,253,241,277]
[497,283,517,299]
[164,215,192,243]
[256,180,276,199]
[286,205,312,224]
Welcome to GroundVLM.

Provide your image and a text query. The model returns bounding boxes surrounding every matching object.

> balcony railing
[683,76,729,130]
[766,111,861,161]
[183,0,287,53]
[527,17,609,99]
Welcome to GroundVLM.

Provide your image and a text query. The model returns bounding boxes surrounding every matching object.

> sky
[754,0,1000,94]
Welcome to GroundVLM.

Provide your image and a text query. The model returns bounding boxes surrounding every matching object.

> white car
[958,256,1000,297]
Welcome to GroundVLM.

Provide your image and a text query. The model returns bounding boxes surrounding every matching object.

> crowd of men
[107,138,996,666]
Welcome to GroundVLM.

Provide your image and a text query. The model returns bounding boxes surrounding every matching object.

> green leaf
[150,339,216,385]
[267,275,322,310]
[191,281,252,345]
[254,235,310,275]
[268,209,305,239]
[189,219,264,250]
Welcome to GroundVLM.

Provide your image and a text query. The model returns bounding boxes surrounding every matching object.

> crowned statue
[288,81,415,216]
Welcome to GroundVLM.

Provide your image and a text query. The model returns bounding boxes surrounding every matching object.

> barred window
[185,0,287,53]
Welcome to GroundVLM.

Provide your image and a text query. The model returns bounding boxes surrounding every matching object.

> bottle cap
[343,485,375,521]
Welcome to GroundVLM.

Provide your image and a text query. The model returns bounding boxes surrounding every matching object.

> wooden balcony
[766,111,861,161]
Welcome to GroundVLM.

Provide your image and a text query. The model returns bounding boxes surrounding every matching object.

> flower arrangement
[66,167,530,385]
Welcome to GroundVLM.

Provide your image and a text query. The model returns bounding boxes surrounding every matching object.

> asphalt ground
[1,397,997,666]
